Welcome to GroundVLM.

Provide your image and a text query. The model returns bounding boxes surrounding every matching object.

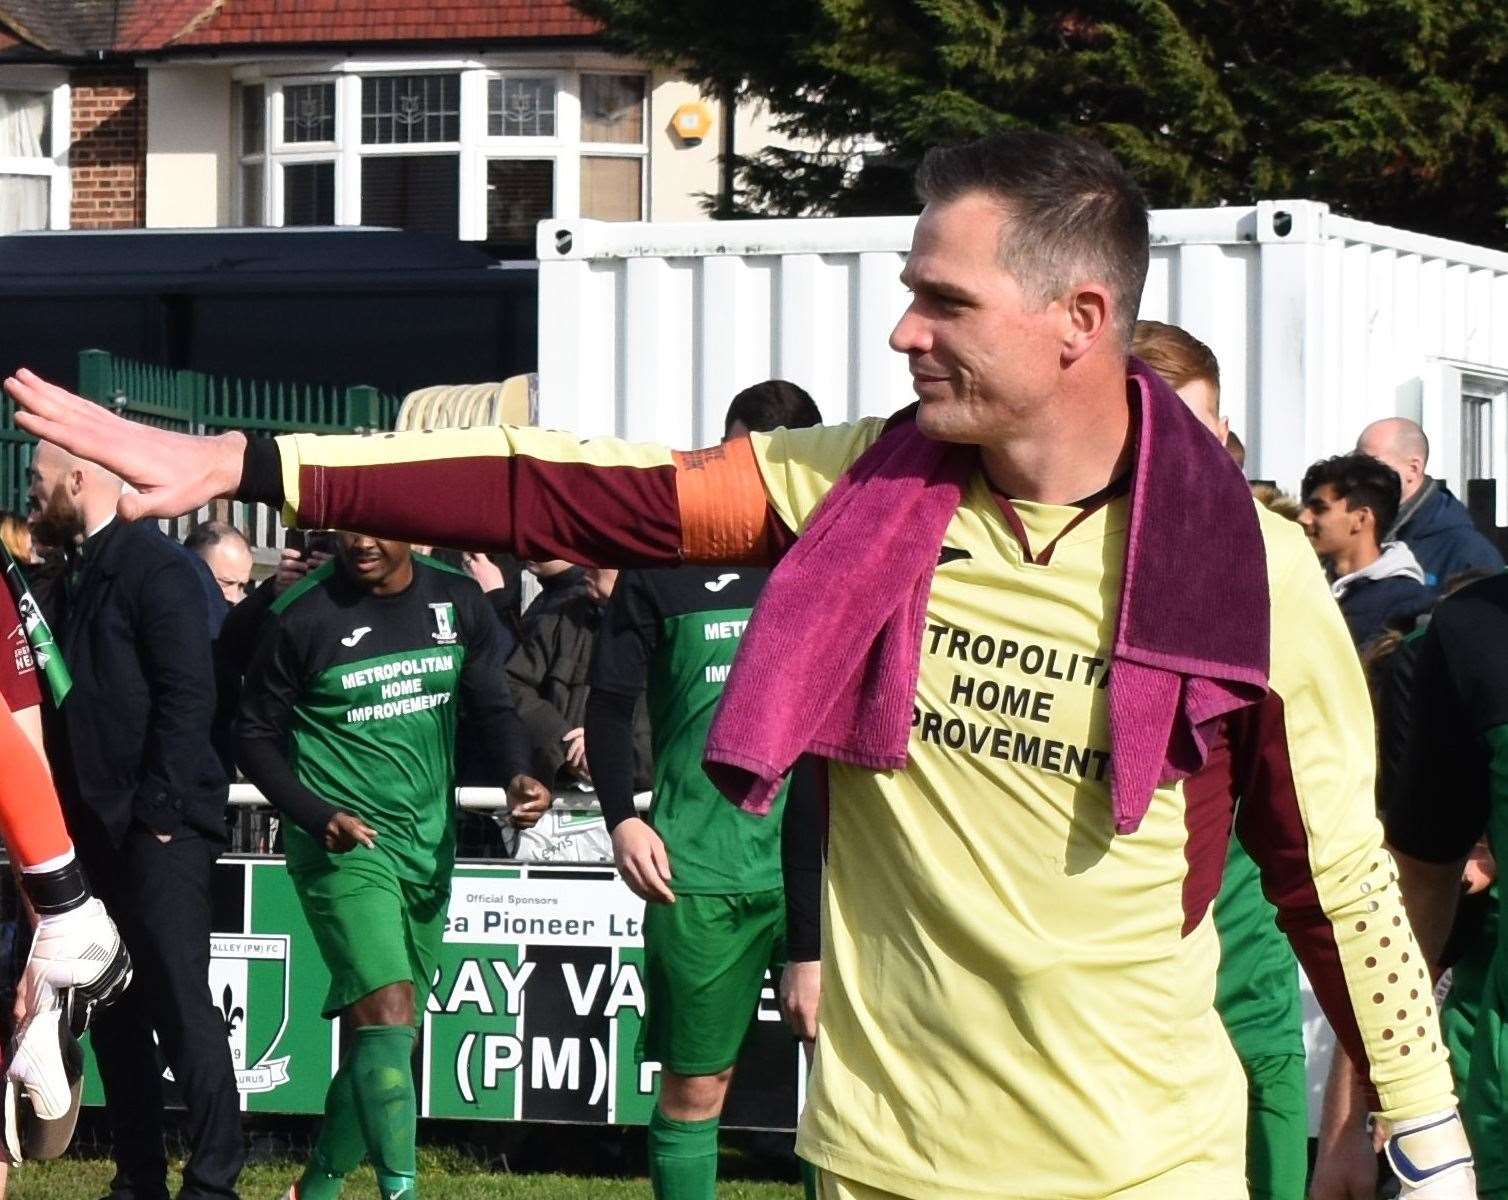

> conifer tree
[578,0,1508,245]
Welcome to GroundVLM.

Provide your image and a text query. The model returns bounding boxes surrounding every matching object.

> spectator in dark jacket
[518,559,589,638]
[1357,417,1504,586]
[507,566,652,791]
[27,439,241,1200]
[1300,452,1432,647]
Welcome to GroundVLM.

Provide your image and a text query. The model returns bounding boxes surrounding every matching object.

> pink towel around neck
[702,360,1270,834]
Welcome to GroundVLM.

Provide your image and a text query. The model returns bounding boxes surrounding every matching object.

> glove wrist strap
[21,860,90,918]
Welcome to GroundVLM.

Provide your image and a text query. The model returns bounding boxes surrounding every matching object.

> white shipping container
[538,200,1508,520]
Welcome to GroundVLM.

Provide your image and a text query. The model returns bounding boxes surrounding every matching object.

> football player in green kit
[238,532,548,1200]
[586,381,824,1200]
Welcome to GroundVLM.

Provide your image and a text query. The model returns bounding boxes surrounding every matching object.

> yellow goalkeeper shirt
[270,414,1456,1200]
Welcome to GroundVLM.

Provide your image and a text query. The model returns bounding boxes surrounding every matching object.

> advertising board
[79,858,803,1129]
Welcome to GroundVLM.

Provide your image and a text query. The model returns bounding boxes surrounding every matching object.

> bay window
[237,65,649,252]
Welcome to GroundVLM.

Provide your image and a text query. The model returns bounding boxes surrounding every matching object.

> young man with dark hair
[585,380,823,1200]
[10,129,1474,1200]
[1300,452,1432,646]
[722,379,823,439]
[237,533,548,1200]
[1132,320,1307,1200]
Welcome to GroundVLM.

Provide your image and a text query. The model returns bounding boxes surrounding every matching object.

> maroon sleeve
[274,431,796,567]
[0,585,41,712]
[1230,693,1375,1097]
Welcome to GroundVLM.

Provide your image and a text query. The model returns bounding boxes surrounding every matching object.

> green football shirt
[240,557,514,886]
[590,565,788,894]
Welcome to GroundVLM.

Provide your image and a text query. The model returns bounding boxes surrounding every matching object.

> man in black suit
[28,440,242,1200]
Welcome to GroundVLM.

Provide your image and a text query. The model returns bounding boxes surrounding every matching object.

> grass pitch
[6,1147,804,1199]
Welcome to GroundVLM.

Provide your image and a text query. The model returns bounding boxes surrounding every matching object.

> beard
[29,484,83,550]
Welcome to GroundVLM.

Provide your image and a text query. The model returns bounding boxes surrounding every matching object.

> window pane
[239,84,264,155]
[283,162,335,226]
[0,175,49,233]
[486,160,553,246]
[241,162,264,225]
[489,77,556,137]
[1462,392,1497,480]
[580,75,645,144]
[283,82,336,143]
[0,89,49,157]
[581,156,642,221]
[361,155,459,235]
[361,75,460,144]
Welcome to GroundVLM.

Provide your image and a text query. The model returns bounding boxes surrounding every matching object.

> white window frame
[576,72,649,224]
[1421,358,1508,525]
[236,81,269,225]
[272,76,340,153]
[0,70,71,231]
[231,59,649,244]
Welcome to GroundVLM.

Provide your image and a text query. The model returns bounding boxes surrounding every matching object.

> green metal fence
[76,349,400,437]
[0,351,400,541]
[0,402,32,530]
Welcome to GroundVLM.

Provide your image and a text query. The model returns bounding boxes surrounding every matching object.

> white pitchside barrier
[224,784,648,812]
[537,201,1508,511]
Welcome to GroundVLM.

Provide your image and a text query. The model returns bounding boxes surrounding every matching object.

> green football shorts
[639,888,786,1076]
[1239,1051,1307,1200]
[290,853,448,1021]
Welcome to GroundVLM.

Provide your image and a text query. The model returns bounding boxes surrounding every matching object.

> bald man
[27,440,243,1199]
[185,520,253,607]
[1357,417,1503,587]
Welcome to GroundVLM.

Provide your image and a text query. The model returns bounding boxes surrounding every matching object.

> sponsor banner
[74,859,801,1129]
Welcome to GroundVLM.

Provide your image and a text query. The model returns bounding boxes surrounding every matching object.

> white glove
[1384,1109,1477,1198]
[20,897,132,1035]
[3,982,84,1162]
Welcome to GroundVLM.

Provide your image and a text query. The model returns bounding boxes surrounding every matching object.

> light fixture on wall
[670,101,713,145]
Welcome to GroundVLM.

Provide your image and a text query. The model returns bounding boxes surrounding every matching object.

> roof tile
[0,1,600,53]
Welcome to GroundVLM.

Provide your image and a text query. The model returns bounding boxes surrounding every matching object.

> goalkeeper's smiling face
[336,532,414,597]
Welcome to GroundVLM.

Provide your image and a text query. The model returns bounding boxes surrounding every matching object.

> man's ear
[1060,284,1112,365]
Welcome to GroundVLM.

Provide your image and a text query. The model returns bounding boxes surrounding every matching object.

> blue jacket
[1395,480,1504,588]
[1332,541,1432,648]
[1338,575,1432,647]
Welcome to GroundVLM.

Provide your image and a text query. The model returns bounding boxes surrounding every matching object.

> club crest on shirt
[430,602,458,645]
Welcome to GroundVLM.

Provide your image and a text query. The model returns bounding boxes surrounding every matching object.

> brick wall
[69,70,147,229]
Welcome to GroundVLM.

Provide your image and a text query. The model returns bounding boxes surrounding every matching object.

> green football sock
[800,1159,819,1200]
[349,1024,419,1198]
[647,1107,719,1200]
[299,1055,363,1200]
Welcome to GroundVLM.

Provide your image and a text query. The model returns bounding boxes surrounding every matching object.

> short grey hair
[916,131,1150,344]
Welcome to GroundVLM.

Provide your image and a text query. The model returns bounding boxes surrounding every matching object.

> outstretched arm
[5,370,788,567]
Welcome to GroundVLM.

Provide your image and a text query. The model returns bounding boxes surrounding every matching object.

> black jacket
[50,519,228,846]
[506,592,652,789]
